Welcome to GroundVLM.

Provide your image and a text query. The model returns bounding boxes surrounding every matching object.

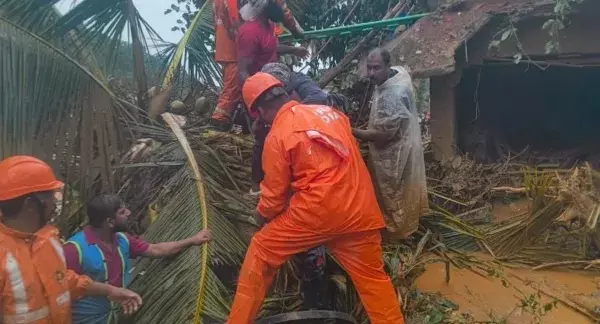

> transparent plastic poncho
[367,66,429,239]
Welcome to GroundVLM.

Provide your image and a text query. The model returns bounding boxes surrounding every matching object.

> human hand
[107,287,142,315]
[190,229,211,245]
[293,46,309,59]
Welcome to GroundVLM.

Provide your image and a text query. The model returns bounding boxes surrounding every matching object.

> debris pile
[110,95,600,323]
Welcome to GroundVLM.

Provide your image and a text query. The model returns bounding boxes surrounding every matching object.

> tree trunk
[127,0,148,110]
[317,0,409,88]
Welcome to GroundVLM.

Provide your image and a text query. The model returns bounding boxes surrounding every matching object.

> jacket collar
[272,100,299,125]
[82,225,118,246]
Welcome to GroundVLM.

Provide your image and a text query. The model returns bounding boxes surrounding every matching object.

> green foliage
[518,292,559,324]
[490,0,585,60]
[0,17,130,216]
[95,40,164,86]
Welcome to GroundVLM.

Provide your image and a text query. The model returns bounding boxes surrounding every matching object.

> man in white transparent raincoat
[353,48,429,239]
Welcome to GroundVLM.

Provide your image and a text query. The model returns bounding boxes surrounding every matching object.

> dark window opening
[456,63,600,167]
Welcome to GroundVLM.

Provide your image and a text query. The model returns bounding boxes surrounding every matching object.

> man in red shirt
[64,193,211,324]
[237,0,308,87]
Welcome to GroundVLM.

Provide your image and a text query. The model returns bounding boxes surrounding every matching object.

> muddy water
[416,261,598,323]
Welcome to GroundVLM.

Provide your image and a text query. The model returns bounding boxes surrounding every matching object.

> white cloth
[368,66,429,239]
[240,0,269,21]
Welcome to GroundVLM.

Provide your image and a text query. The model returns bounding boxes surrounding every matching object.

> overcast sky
[55,0,183,43]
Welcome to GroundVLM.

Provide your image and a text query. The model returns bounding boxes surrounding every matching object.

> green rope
[279,13,429,41]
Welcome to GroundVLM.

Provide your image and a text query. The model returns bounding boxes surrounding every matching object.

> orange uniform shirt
[0,223,92,324]
[257,102,385,234]
[214,0,239,62]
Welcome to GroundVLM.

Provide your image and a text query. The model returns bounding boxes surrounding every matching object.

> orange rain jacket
[228,102,405,323]
[215,0,239,63]
[257,101,385,233]
[0,223,92,324]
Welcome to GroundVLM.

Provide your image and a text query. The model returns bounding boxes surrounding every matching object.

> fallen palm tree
[114,106,600,323]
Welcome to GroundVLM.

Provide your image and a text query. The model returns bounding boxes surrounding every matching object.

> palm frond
[0,17,129,231]
[125,118,247,322]
[160,0,220,90]
[0,0,107,78]
[0,0,61,34]
[47,0,164,105]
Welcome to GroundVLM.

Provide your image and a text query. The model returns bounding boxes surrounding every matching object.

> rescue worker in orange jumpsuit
[210,0,305,129]
[226,73,406,324]
[211,0,242,129]
[0,155,142,323]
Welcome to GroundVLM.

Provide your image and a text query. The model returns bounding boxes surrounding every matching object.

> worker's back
[259,102,385,234]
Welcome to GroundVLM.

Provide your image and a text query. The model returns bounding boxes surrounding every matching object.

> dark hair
[380,49,391,66]
[86,194,123,228]
[369,48,391,66]
[265,0,284,23]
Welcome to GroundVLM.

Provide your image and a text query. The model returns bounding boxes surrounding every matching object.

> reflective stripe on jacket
[67,232,131,324]
[0,223,92,324]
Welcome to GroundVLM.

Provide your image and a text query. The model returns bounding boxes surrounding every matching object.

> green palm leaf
[125,118,248,323]
[0,0,107,78]
[160,0,220,89]
[47,0,164,107]
[0,0,61,34]
[0,17,130,225]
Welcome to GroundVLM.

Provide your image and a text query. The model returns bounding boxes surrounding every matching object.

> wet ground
[417,261,598,323]
[416,199,599,323]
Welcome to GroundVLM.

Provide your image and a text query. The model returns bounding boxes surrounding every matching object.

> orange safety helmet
[242,72,284,112]
[0,156,64,201]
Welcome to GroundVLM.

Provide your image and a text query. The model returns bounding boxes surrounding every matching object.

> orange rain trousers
[227,226,405,324]
[212,62,241,121]
[227,102,405,324]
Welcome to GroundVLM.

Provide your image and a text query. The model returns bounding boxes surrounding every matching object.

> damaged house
[386,0,600,166]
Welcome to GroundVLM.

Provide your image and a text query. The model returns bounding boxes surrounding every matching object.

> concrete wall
[430,71,462,160]
[495,14,600,58]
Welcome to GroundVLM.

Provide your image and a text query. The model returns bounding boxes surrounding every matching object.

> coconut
[194,97,210,114]
[169,100,186,114]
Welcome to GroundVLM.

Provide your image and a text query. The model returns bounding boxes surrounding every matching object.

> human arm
[291,72,328,105]
[220,0,239,40]
[142,230,211,258]
[354,87,410,143]
[256,134,292,220]
[352,128,396,142]
[238,56,253,85]
[63,242,83,275]
[85,280,142,315]
[225,0,240,29]
[277,44,308,58]
[275,0,304,37]
[65,270,141,314]
[237,26,257,84]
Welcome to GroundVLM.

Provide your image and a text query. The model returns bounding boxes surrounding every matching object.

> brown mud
[417,261,597,323]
